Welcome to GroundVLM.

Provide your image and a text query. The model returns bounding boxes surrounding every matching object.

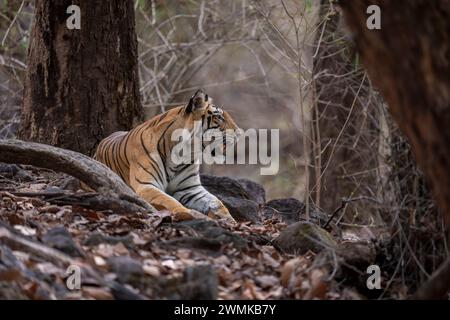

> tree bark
[18,0,143,155]
[338,0,450,241]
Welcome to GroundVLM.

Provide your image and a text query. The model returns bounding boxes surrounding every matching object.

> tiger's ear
[186,89,208,113]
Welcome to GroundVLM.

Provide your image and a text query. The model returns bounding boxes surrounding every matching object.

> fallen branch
[0,226,74,266]
[0,225,121,292]
[0,139,154,213]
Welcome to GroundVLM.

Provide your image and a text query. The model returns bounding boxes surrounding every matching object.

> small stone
[83,231,134,249]
[42,226,84,257]
[108,256,144,285]
[274,222,337,254]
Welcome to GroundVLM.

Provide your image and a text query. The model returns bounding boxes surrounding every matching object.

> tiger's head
[185,90,241,156]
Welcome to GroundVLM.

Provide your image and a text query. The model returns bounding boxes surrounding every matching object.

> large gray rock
[200,175,264,222]
[200,174,250,199]
[274,222,337,254]
[220,196,259,222]
[237,178,266,205]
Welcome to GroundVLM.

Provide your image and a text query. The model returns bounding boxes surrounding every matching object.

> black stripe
[173,184,201,195]
[122,133,131,165]
[172,163,191,173]
[157,119,177,179]
[140,131,166,184]
[103,139,114,169]
[181,190,206,205]
[154,112,168,126]
[135,177,158,188]
[177,172,197,186]
[138,161,162,186]
[112,139,126,181]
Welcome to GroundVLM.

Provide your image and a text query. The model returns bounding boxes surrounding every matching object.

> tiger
[93,90,239,223]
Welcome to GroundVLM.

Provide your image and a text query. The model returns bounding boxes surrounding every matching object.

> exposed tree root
[0,139,154,214]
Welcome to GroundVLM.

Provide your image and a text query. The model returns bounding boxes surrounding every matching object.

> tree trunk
[18,0,143,155]
[338,0,450,242]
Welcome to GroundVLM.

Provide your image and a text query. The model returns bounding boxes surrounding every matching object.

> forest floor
[0,164,397,300]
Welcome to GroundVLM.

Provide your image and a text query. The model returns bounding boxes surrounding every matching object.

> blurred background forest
[0,0,446,293]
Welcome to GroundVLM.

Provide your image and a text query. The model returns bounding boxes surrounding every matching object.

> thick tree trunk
[338,1,450,242]
[18,0,143,155]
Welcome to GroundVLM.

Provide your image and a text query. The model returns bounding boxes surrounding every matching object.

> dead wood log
[0,225,116,290]
[0,139,154,213]
[0,226,74,266]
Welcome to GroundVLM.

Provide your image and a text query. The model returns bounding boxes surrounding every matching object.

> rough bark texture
[19,0,143,155]
[0,139,154,213]
[338,0,450,239]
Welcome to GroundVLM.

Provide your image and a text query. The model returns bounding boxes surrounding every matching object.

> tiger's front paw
[208,206,236,224]
[173,208,211,222]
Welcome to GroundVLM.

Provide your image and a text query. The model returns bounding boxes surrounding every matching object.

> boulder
[220,196,260,222]
[237,178,266,205]
[200,175,264,222]
[274,222,337,254]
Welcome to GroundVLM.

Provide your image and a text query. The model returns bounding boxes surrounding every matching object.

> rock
[0,163,33,182]
[178,265,218,299]
[173,220,248,251]
[220,196,260,222]
[200,174,251,199]
[333,242,378,298]
[200,174,265,204]
[83,231,134,249]
[338,241,377,268]
[200,174,265,222]
[14,169,34,182]
[0,163,20,178]
[0,245,24,273]
[161,237,222,253]
[157,265,218,300]
[237,178,266,205]
[108,256,144,286]
[263,198,329,225]
[42,226,84,257]
[274,222,337,254]
[57,176,81,192]
[109,282,146,300]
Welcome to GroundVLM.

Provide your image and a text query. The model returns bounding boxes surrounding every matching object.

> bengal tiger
[94,90,239,223]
